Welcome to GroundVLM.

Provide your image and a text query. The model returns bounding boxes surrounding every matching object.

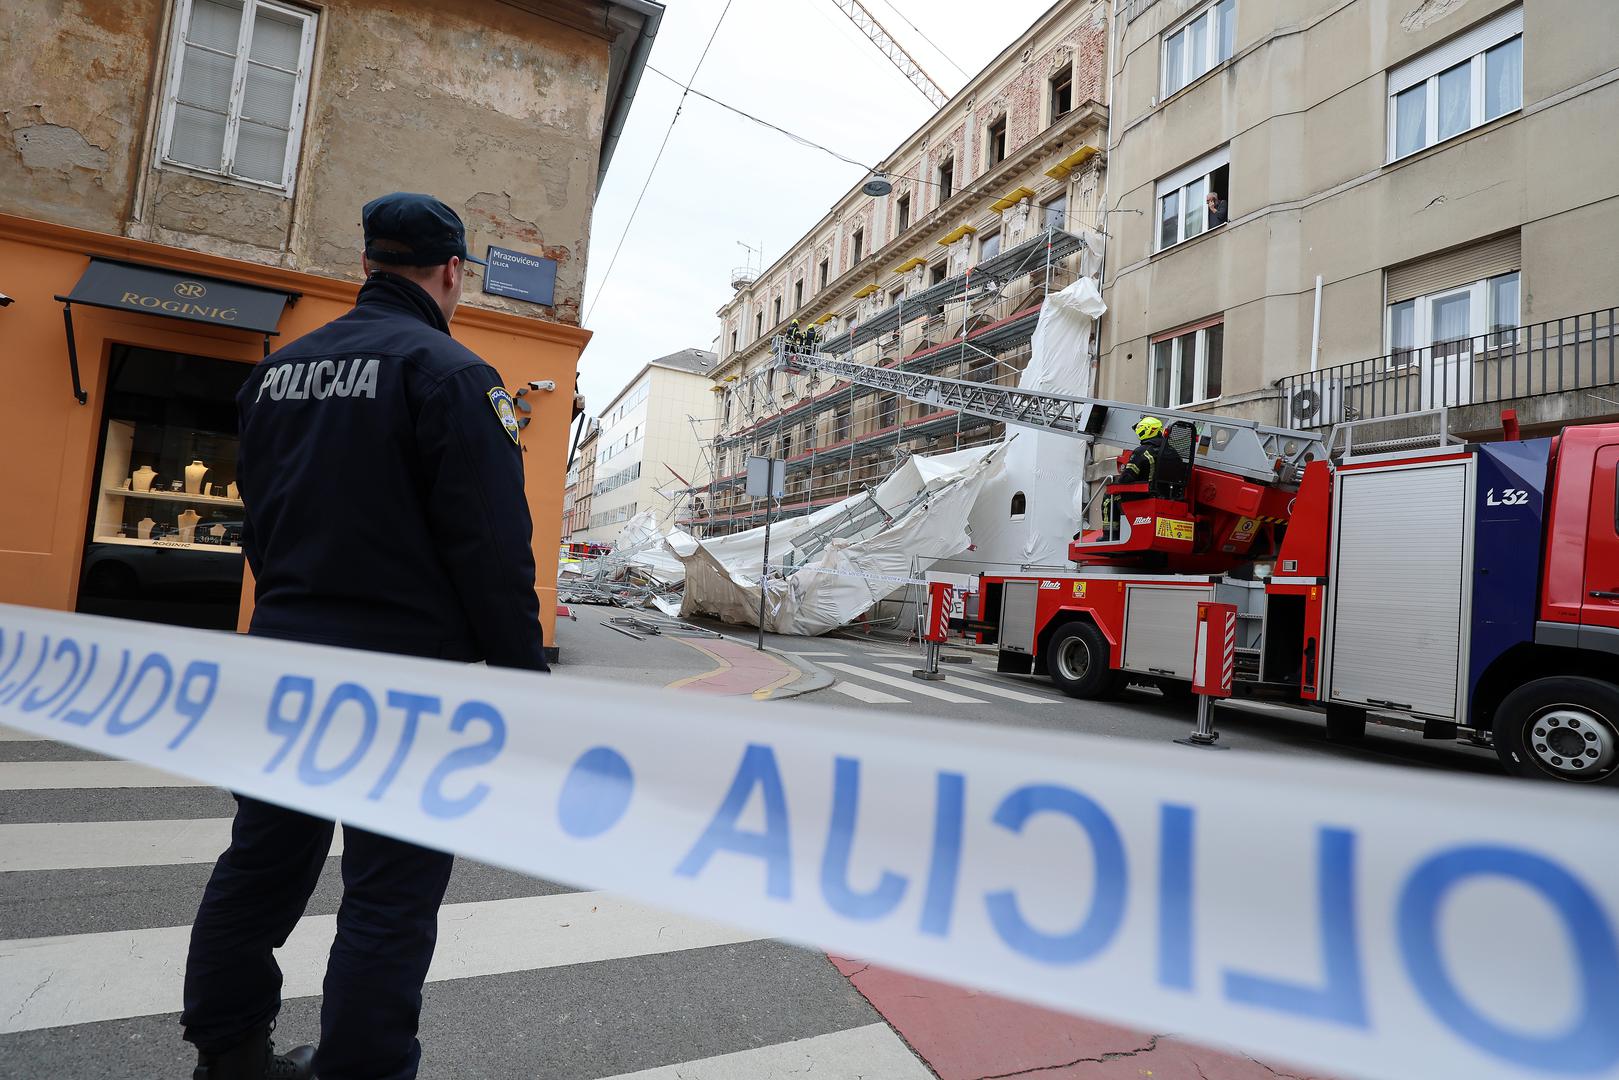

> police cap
[362,192,487,267]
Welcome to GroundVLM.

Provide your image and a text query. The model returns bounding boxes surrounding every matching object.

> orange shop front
[0,214,584,656]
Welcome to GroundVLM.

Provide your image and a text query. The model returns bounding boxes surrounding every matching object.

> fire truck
[778,340,1619,785]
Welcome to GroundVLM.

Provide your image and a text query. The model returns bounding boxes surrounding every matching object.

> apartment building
[1102,0,1619,437]
[577,349,718,544]
[690,0,1109,536]
[568,420,602,543]
[0,0,659,654]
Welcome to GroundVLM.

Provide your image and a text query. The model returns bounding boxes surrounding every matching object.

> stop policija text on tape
[0,602,1616,1080]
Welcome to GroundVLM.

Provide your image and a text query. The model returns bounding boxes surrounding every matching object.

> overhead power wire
[643,65,870,171]
[874,0,970,80]
[584,0,736,325]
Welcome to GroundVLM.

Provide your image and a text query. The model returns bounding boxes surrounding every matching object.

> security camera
[528,380,556,392]
[0,293,13,307]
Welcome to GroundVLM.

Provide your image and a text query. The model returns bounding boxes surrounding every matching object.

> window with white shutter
[159,0,317,193]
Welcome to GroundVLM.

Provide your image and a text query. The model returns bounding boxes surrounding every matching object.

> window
[897,193,911,234]
[1010,491,1027,519]
[755,312,763,340]
[773,297,782,325]
[818,259,829,290]
[877,394,898,429]
[986,116,1007,168]
[730,330,738,353]
[978,229,1001,262]
[938,157,954,202]
[1041,191,1067,231]
[1388,272,1521,362]
[852,227,864,264]
[1049,67,1073,123]
[929,263,947,286]
[1149,321,1224,407]
[1387,6,1522,162]
[1162,0,1235,97]
[889,286,905,308]
[794,279,804,309]
[160,0,317,191]
[1156,147,1230,250]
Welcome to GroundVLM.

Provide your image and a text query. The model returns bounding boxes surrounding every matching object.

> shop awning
[56,258,299,404]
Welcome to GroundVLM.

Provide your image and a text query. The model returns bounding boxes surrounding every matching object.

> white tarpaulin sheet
[940,273,1105,576]
[674,444,1005,635]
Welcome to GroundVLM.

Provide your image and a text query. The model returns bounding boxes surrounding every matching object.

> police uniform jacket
[236,272,548,671]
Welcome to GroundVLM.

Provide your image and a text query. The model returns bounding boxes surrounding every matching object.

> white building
[581,348,719,543]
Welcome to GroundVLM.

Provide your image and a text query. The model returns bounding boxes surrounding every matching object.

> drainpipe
[597,0,665,191]
[1310,274,1324,372]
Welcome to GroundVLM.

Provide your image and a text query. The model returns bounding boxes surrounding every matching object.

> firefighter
[1102,416,1172,537]
[801,320,819,351]
[785,318,804,350]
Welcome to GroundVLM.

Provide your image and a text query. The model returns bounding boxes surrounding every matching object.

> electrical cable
[643,65,870,170]
[584,0,736,325]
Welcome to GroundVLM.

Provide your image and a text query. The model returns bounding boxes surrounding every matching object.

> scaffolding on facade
[678,226,1093,536]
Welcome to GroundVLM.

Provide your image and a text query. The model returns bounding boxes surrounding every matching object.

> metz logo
[1133,516,1152,526]
[1039,580,1062,590]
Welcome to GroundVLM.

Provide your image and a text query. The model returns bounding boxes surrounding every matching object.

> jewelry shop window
[78,346,253,631]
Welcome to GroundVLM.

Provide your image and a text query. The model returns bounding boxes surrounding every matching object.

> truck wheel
[1492,677,1619,785]
[1046,621,1120,700]
[1325,704,1367,743]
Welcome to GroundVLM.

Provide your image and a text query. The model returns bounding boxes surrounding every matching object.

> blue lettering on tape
[1158,804,1196,991]
[299,682,379,786]
[19,638,82,714]
[985,784,1127,964]
[168,660,219,750]
[50,642,100,720]
[265,675,316,773]
[62,648,130,729]
[557,746,635,839]
[1398,845,1619,1072]
[919,771,966,937]
[420,700,505,819]
[1224,828,1367,1027]
[0,633,50,706]
[676,743,791,899]
[821,757,907,919]
[369,691,437,801]
[105,652,174,736]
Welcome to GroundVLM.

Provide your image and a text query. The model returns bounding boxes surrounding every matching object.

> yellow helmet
[1134,416,1164,441]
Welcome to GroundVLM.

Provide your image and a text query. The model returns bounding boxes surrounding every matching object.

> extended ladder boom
[774,340,1326,484]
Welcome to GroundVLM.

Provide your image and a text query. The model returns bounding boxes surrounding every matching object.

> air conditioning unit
[1288,377,1345,427]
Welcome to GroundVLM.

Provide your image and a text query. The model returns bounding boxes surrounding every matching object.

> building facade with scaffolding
[684,0,1109,537]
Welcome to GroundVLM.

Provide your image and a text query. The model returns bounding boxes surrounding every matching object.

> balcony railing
[1277,308,1619,430]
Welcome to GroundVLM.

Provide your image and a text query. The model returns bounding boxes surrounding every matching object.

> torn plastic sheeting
[673,443,1005,635]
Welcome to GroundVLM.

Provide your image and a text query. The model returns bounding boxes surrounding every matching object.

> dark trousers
[182,795,455,1080]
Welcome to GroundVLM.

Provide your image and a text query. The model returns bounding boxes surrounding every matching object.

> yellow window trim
[1045,145,1098,180]
[937,224,978,246]
[851,283,879,298]
[891,256,927,273]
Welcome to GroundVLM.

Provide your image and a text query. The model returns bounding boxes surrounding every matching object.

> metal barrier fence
[1277,307,1619,429]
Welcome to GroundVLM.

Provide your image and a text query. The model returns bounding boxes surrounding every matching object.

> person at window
[1205,191,1228,228]
[181,193,547,1080]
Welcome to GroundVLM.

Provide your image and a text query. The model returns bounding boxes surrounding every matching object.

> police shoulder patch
[487,387,521,446]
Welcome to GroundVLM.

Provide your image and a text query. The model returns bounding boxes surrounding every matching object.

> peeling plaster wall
[292,0,608,324]
[3,0,611,327]
[0,0,165,232]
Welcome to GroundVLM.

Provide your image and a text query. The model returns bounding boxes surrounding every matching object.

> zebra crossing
[792,649,1069,710]
[0,725,934,1079]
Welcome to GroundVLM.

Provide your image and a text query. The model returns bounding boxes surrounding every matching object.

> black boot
[192,1020,315,1080]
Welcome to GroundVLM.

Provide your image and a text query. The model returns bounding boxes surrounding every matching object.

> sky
[576,0,1062,422]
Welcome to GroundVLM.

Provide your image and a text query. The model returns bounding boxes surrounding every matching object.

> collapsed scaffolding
[559,225,1106,636]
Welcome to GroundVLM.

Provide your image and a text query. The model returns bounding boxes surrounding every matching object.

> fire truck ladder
[774,339,1327,484]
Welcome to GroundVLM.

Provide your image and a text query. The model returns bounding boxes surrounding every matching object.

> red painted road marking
[828,959,1336,1080]
[665,637,800,698]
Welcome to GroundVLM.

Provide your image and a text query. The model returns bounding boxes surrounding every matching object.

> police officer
[181,193,548,1080]
[1102,416,1177,537]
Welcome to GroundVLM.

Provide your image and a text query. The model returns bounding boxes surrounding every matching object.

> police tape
[1,600,1615,1080]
